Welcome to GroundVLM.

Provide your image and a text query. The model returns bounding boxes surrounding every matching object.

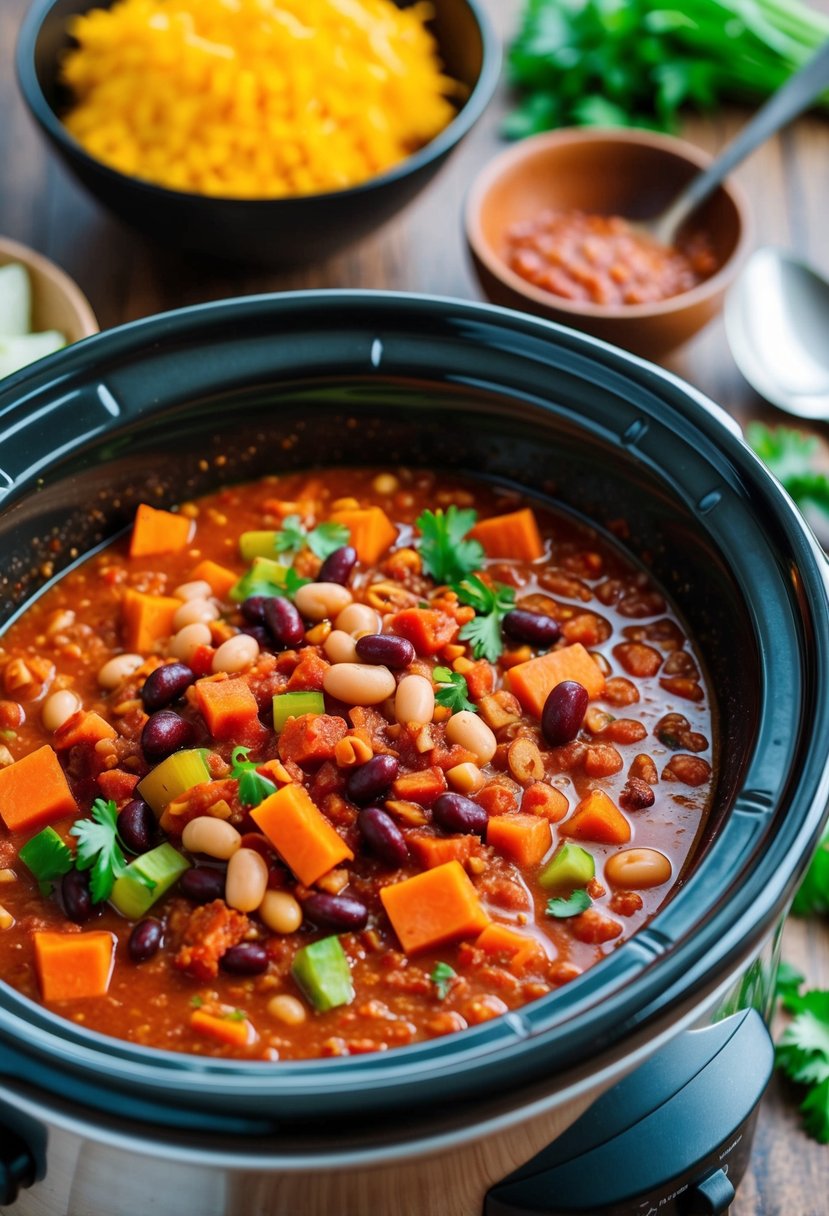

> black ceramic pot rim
[16,0,501,208]
[0,290,828,1123]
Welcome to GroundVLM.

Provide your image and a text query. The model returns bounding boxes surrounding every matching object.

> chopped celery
[273,690,325,733]
[238,531,279,562]
[539,841,595,891]
[137,748,210,817]
[229,556,289,603]
[110,842,189,919]
[18,826,73,893]
[291,936,354,1012]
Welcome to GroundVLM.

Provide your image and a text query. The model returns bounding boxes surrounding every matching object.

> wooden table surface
[1,0,827,1211]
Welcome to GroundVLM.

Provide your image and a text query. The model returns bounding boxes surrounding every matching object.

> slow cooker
[0,292,826,1216]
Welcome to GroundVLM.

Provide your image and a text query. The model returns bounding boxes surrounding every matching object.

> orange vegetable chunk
[129,503,193,557]
[559,789,631,845]
[251,783,353,886]
[189,559,238,599]
[121,588,181,653]
[521,781,570,823]
[487,813,552,867]
[469,508,544,561]
[475,922,545,972]
[388,608,459,656]
[33,930,115,1001]
[408,833,474,870]
[506,642,606,717]
[380,860,490,954]
[194,677,259,741]
[53,710,117,751]
[190,1008,256,1048]
[0,745,77,833]
[328,506,397,564]
[390,766,447,805]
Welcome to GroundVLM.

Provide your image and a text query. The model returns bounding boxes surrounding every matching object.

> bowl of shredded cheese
[17,0,499,266]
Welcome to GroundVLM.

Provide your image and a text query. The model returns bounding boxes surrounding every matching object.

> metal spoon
[650,40,829,246]
[725,247,829,419]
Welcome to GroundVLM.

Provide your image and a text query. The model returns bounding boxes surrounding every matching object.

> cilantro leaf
[274,514,351,562]
[230,745,277,808]
[69,798,128,904]
[747,423,829,518]
[791,826,829,919]
[433,666,477,715]
[545,889,591,919]
[416,506,485,585]
[776,988,829,1143]
[776,960,807,1012]
[273,514,308,557]
[430,962,457,1000]
[454,575,516,663]
[281,567,312,599]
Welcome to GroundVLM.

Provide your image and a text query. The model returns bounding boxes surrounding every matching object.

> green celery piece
[291,936,354,1012]
[539,841,595,891]
[18,826,73,889]
[238,531,279,561]
[110,842,190,919]
[137,749,211,816]
[229,556,289,603]
[273,690,325,734]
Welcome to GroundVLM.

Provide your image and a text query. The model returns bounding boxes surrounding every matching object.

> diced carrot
[521,781,570,823]
[390,766,447,806]
[387,609,459,656]
[121,588,181,653]
[476,780,519,817]
[559,789,631,845]
[0,745,77,833]
[33,930,115,1001]
[487,813,552,867]
[189,559,238,599]
[469,508,544,561]
[408,832,474,870]
[380,860,490,954]
[328,506,397,564]
[190,1008,256,1048]
[53,710,117,751]
[278,714,348,766]
[129,503,193,557]
[506,643,606,717]
[251,783,353,885]
[96,768,140,803]
[194,677,260,741]
[256,758,293,786]
[475,922,545,972]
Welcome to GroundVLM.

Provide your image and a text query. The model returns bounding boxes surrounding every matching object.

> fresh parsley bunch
[776,966,829,1143]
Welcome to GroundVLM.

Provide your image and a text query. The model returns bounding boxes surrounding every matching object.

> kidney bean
[141,710,197,762]
[240,624,270,649]
[318,545,357,586]
[241,595,268,624]
[221,942,269,976]
[129,918,163,963]
[141,662,196,712]
[179,867,226,904]
[432,792,487,837]
[117,799,156,855]
[61,868,93,924]
[303,891,368,932]
[347,754,399,804]
[541,680,589,747]
[263,597,305,648]
[502,610,561,648]
[358,806,409,867]
[355,634,415,669]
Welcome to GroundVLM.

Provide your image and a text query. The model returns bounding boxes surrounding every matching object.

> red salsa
[0,469,713,1059]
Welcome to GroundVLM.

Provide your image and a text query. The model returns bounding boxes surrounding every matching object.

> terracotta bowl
[0,235,98,344]
[465,128,750,360]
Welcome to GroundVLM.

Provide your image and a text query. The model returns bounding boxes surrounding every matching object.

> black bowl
[16,0,500,268]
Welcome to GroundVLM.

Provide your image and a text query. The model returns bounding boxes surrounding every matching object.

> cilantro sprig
[430,962,457,1000]
[230,746,277,808]
[416,506,485,585]
[776,967,829,1143]
[433,666,477,715]
[232,563,310,603]
[69,798,129,904]
[545,889,591,919]
[792,826,829,919]
[748,423,829,518]
[274,514,351,561]
[454,575,516,664]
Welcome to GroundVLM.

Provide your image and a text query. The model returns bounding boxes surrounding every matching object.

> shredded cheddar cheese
[60,0,461,198]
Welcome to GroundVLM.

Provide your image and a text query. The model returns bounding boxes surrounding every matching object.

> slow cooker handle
[485,1008,773,1216]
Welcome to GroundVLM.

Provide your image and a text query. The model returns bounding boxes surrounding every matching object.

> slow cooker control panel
[485,1008,773,1216]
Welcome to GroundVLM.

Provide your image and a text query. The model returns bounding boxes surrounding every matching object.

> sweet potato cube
[121,588,181,653]
[129,503,193,557]
[469,508,544,561]
[328,506,397,565]
[189,559,238,599]
[487,813,552,867]
[33,930,115,1001]
[380,860,490,954]
[475,923,545,972]
[408,832,474,870]
[390,766,447,806]
[559,789,631,845]
[506,643,606,717]
[0,745,77,833]
[251,783,353,886]
[53,711,117,751]
[194,677,260,741]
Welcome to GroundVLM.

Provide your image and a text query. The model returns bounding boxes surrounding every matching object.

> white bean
[182,817,242,860]
[258,890,303,934]
[605,848,672,890]
[323,663,396,705]
[173,579,213,601]
[169,622,212,662]
[294,582,353,622]
[212,633,260,674]
[324,630,359,665]
[335,603,382,636]
[395,673,435,725]
[98,653,144,690]
[173,598,219,631]
[41,689,81,732]
[225,848,269,913]
[267,994,307,1025]
[445,710,497,764]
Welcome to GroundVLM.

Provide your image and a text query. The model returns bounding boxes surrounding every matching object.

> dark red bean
[302,891,368,932]
[503,609,561,648]
[358,806,408,867]
[117,799,156,855]
[432,792,487,836]
[347,754,399,804]
[541,680,589,747]
[240,624,270,649]
[241,595,268,624]
[318,545,357,586]
[129,918,163,963]
[61,868,94,924]
[263,596,305,647]
[355,633,415,669]
[179,867,226,904]
[140,662,196,712]
[141,710,196,762]
[221,942,269,976]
